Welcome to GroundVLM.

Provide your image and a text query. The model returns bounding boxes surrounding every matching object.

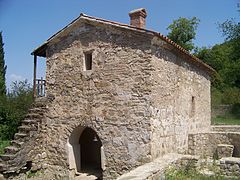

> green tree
[0,32,7,96]
[195,37,240,105]
[196,41,240,88]
[219,19,240,61]
[219,19,240,40]
[219,19,240,88]
[0,80,33,140]
[167,17,200,51]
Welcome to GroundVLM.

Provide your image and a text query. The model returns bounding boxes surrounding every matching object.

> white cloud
[9,74,25,82]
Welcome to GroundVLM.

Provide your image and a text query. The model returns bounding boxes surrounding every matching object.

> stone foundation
[188,132,240,158]
[217,144,234,159]
[212,125,240,132]
[220,157,240,177]
[117,153,199,180]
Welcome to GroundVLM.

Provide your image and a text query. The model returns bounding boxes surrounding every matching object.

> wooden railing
[35,78,46,97]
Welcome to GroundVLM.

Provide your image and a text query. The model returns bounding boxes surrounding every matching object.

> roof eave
[31,42,47,57]
[31,13,83,57]
[31,13,216,76]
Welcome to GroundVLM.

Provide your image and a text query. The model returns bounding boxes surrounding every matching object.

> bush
[0,140,10,154]
[211,87,223,107]
[211,87,240,107]
[222,87,240,104]
[231,103,240,119]
[0,80,33,140]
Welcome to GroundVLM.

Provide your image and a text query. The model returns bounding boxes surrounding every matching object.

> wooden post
[33,55,37,98]
[40,77,43,96]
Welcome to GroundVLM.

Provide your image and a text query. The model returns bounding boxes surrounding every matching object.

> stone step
[22,119,39,125]
[3,167,18,174]
[33,98,47,108]
[30,105,46,110]
[0,154,15,161]
[14,133,27,140]
[32,104,46,109]
[25,113,42,119]
[18,125,37,133]
[4,146,19,154]
[0,162,7,172]
[28,108,46,115]
[3,163,28,174]
[11,140,24,148]
[76,173,99,180]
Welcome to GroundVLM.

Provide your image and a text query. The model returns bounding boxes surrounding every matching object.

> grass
[165,160,238,180]
[165,168,226,180]
[211,103,240,125]
[165,168,239,180]
[0,140,10,154]
[212,116,240,125]
[26,170,43,178]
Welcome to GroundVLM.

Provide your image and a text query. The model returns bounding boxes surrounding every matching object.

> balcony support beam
[33,55,37,98]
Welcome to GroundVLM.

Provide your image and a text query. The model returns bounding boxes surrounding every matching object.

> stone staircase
[0,98,47,176]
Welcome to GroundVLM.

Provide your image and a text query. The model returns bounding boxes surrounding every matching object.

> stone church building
[0,8,216,179]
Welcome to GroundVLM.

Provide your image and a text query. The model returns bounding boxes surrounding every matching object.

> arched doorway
[80,127,102,172]
[68,126,104,178]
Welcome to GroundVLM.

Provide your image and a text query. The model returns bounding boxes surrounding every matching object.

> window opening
[84,53,92,71]
[190,96,196,117]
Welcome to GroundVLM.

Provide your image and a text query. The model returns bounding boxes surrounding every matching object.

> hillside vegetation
[195,20,240,124]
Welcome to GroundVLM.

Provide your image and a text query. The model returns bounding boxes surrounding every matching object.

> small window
[190,96,196,117]
[84,53,92,71]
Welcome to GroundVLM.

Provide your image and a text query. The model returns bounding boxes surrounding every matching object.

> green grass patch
[165,167,239,180]
[0,140,10,154]
[26,170,42,178]
[212,116,240,125]
[165,168,226,180]
[165,159,239,180]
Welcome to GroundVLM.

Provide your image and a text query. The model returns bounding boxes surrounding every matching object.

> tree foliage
[196,41,239,87]
[0,80,33,140]
[167,17,200,51]
[0,32,33,141]
[221,19,240,60]
[195,19,240,106]
[219,19,240,40]
[0,32,7,96]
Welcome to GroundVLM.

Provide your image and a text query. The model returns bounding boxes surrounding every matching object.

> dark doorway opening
[232,144,240,157]
[79,127,102,178]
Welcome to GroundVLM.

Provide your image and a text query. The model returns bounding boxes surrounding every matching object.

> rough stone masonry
[1,8,215,179]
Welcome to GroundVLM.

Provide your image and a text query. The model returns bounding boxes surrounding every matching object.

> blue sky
[0,0,239,89]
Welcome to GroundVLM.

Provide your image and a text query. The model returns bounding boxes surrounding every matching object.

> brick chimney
[129,8,147,29]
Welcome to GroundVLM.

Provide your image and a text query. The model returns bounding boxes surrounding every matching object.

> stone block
[0,174,5,180]
[217,144,234,158]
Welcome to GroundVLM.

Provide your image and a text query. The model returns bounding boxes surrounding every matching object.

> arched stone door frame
[67,125,105,173]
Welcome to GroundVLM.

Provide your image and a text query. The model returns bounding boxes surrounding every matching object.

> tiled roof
[32,13,215,75]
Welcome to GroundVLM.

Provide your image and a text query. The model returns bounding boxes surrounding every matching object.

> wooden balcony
[35,78,46,97]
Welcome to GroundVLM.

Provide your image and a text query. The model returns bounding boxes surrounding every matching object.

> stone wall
[188,132,240,158]
[212,125,240,132]
[31,19,211,179]
[42,21,154,178]
[117,152,240,180]
[219,157,240,177]
[117,153,199,180]
[150,37,211,158]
